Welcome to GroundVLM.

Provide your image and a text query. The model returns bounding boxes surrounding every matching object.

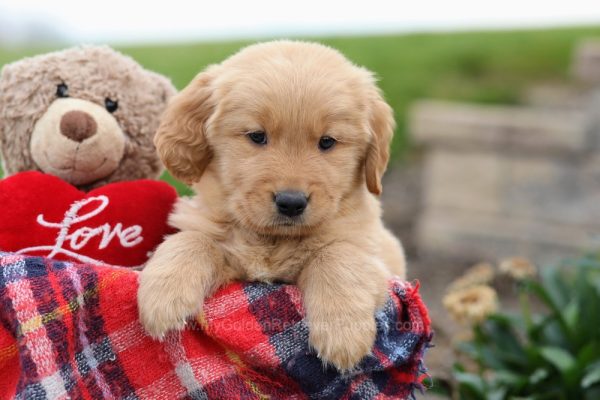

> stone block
[422,148,600,225]
[522,84,590,110]
[423,149,503,214]
[411,100,592,154]
[573,40,600,84]
[416,208,600,264]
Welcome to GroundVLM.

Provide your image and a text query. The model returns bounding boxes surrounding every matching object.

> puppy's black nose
[274,191,308,217]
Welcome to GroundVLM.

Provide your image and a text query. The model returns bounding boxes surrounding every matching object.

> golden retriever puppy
[138,40,406,370]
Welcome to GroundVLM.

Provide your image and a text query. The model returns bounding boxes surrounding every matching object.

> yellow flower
[448,262,496,292]
[499,257,537,280]
[443,285,498,324]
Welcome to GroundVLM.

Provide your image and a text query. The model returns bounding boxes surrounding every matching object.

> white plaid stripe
[136,370,187,400]
[65,262,114,399]
[109,320,146,353]
[40,371,70,399]
[203,290,248,320]
[3,256,68,398]
[188,354,237,384]
[165,332,207,398]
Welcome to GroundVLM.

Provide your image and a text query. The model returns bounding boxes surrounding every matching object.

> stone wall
[411,41,600,263]
[574,40,600,85]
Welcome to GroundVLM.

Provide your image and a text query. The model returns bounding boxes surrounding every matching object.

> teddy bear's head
[0,46,176,189]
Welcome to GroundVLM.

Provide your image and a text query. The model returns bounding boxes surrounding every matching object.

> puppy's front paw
[137,271,203,340]
[308,313,376,371]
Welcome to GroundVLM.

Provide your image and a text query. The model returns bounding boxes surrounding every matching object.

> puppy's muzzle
[274,191,308,217]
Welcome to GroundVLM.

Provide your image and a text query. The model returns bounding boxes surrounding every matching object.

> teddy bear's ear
[0,64,10,171]
[154,67,218,185]
[149,72,177,105]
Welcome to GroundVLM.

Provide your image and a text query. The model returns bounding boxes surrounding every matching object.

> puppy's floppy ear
[364,86,395,195]
[154,68,218,184]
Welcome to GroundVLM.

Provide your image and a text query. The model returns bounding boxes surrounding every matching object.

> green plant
[450,254,600,400]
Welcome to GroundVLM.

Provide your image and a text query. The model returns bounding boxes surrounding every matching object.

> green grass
[120,25,600,157]
[1,25,600,193]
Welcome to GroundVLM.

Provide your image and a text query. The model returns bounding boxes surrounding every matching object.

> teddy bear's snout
[60,110,98,142]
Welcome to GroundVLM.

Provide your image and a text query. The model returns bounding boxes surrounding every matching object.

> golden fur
[138,41,406,370]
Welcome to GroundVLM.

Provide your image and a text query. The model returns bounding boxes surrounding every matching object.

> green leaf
[457,341,479,358]
[577,344,600,368]
[424,377,452,396]
[529,368,549,385]
[539,319,571,349]
[562,299,579,333]
[584,386,600,400]
[539,346,576,374]
[487,387,508,400]
[567,255,600,270]
[586,360,600,372]
[582,367,600,389]
[540,266,568,299]
[454,371,486,397]
[494,369,526,386]
[486,316,527,356]
[525,281,565,326]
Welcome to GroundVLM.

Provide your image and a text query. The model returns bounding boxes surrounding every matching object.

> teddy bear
[0,46,178,267]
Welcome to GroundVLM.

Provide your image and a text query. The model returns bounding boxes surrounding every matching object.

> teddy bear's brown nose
[60,110,97,142]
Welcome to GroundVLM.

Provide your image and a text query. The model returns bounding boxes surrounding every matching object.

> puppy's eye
[105,98,119,113]
[56,83,69,98]
[318,136,336,151]
[247,131,267,145]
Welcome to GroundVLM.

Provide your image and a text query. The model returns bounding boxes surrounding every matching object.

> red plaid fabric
[0,252,431,399]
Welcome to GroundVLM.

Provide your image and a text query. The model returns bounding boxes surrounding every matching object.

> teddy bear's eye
[105,98,118,113]
[56,83,69,98]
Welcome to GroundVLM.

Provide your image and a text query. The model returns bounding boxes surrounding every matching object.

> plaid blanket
[0,252,431,400]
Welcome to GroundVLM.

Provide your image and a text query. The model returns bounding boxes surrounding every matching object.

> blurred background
[2,1,600,398]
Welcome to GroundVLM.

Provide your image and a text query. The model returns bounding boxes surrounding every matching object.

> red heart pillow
[0,171,177,267]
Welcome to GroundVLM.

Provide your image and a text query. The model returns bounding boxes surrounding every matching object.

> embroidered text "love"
[16,195,143,265]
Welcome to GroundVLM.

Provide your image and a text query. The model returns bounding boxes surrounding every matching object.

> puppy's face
[156,41,394,236]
